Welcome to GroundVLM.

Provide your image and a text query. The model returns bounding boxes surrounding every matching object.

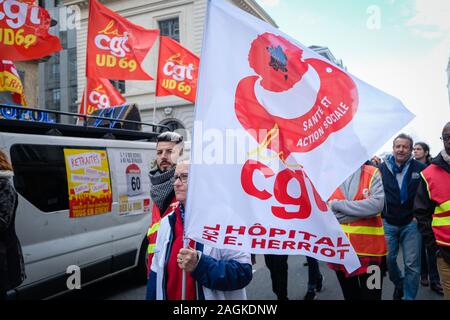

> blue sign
[0,105,56,123]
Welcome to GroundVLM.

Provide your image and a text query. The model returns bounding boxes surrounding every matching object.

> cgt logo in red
[241,160,328,220]
[235,33,359,160]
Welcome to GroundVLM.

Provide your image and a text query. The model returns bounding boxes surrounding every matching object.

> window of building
[110,80,126,94]
[158,119,188,141]
[48,53,60,85]
[51,63,59,78]
[53,88,61,103]
[10,144,70,212]
[158,18,180,42]
[68,48,77,85]
[60,30,68,49]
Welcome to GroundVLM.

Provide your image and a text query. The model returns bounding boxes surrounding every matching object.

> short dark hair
[414,142,432,164]
[393,133,413,150]
[156,132,184,155]
[414,142,430,154]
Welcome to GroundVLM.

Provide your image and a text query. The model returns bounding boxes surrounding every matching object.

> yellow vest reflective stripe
[432,215,450,227]
[421,165,450,247]
[147,243,156,254]
[147,221,160,236]
[341,224,385,236]
[435,200,450,215]
[147,222,161,254]
[436,240,450,246]
[329,165,387,257]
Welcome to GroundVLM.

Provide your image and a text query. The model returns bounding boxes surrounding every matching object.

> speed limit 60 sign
[126,164,142,196]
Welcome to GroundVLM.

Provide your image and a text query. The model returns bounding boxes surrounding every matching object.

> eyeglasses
[172,173,188,184]
[441,135,450,142]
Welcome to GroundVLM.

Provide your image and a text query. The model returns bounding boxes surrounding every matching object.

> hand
[177,247,199,273]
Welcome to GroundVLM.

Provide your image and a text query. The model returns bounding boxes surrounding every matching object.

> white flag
[185,0,412,272]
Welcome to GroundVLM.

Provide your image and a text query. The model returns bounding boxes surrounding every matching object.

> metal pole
[152,94,157,125]
[181,237,188,300]
[153,36,161,128]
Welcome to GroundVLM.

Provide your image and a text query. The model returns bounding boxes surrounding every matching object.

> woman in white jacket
[146,159,252,300]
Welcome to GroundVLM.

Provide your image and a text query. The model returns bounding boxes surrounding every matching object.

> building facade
[59,0,276,137]
[37,0,79,120]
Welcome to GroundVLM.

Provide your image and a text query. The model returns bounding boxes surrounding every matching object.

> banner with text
[110,149,151,216]
[86,0,159,80]
[64,148,112,218]
[185,0,414,272]
[156,36,199,103]
[0,0,61,60]
[79,77,126,115]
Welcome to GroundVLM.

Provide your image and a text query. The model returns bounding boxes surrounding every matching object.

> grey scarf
[150,166,175,214]
[441,149,450,166]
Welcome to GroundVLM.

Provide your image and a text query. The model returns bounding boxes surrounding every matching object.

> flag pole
[152,35,161,129]
[78,78,88,126]
[83,78,88,126]
[181,237,188,300]
[152,90,157,125]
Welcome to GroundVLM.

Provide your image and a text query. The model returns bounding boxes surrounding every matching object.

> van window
[10,144,69,212]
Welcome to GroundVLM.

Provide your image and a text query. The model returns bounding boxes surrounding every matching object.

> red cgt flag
[0,0,62,61]
[156,36,199,103]
[0,60,27,106]
[86,0,159,80]
[79,77,126,115]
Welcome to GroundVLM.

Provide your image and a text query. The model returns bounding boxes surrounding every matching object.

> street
[58,255,443,300]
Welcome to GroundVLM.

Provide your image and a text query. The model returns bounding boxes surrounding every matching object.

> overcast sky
[256,0,450,157]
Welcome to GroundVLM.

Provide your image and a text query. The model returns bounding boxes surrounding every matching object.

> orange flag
[156,36,199,103]
[0,1,62,61]
[79,77,126,115]
[86,0,159,80]
[0,60,27,106]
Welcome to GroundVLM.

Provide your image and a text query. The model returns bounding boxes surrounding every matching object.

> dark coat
[379,157,426,226]
[0,172,26,293]
[414,153,450,265]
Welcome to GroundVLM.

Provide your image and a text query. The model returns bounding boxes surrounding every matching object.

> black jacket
[0,174,26,293]
[414,153,450,265]
[379,158,425,226]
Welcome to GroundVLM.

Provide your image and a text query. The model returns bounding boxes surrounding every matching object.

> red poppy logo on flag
[0,0,62,61]
[79,77,126,115]
[156,36,199,103]
[86,0,159,80]
[235,33,359,160]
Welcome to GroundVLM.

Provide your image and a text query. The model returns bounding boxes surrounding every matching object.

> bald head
[443,122,450,154]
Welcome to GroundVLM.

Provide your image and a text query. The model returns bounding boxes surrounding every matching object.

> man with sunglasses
[147,158,253,300]
[415,122,450,299]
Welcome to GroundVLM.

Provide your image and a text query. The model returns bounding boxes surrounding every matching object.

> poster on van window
[63,149,112,218]
[110,150,151,216]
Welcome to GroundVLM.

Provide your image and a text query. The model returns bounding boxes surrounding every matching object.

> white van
[1,112,160,299]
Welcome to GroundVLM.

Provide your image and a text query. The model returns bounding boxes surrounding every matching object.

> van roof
[0,105,164,142]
